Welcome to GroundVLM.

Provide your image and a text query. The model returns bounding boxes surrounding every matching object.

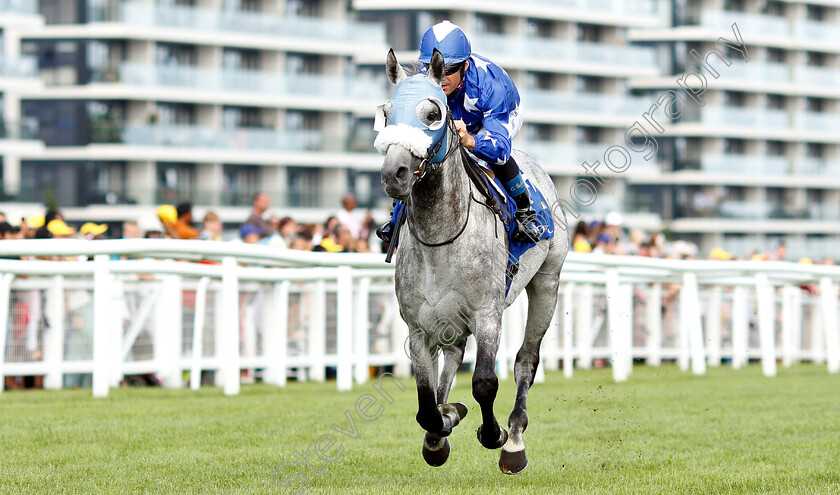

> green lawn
[2,364,839,494]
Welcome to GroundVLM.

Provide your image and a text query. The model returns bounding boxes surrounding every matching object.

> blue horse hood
[385,74,449,163]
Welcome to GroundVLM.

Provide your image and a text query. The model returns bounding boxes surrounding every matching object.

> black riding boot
[492,156,543,243]
[375,202,396,245]
[511,188,543,243]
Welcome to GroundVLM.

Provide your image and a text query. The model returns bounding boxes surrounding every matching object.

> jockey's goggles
[424,61,465,76]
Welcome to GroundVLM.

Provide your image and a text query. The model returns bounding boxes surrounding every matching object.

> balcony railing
[0,0,37,15]
[794,158,840,176]
[0,120,40,140]
[85,2,386,45]
[0,56,38,78]
[697,10,789,37]
[521,140,658,170]
[794,19,840,44]
[794,66,840,89]
[471,33,657,69]
[85,63,389,101]
[89,123,377,153]
[795,112,840,133]
[523,90,651,117]
[686,106,790,129]
[700,154,789,176]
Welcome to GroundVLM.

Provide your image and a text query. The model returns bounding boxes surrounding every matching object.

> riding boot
[375,202,397,245]
[511,188,543,243]
[493,156,543,243]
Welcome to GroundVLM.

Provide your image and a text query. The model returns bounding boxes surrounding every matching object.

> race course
[2,364,838,494]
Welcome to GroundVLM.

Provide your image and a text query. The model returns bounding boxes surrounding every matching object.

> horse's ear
[386,49,407,85]
[427,48,445,87]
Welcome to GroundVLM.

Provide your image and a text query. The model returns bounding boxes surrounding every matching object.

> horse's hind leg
[500,273,560,474]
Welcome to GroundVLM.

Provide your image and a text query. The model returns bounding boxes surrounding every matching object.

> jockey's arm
[457,83,513,165]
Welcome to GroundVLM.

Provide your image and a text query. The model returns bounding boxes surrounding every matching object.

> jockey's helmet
[418,21,471,65]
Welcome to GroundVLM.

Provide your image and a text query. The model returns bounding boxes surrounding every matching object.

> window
[576,75,602,93]
[222,106,262,128]
[475,14,503,34]
[766,48,785,64]
[576,24,602,43]
[286,53,321,75]
[286,166,320,208]
[763,1,784,16]
[223,165,260,206]
[724,138,746,154]
[156,162,196,204]
[767,94,785,109]
[527,19,554,38]
[766,141,785,156]
[156,103,196,125]
[526,72,554,90]
[806,5,825,21]
[806,51,825,67]
[576,126,601,144]
[806,97,825,112]
[724,91,746,107]
[156,43,197,67]
[223,48,260,71]
[806,142,824,158]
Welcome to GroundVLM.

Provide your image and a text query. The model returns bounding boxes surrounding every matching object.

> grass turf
[1,364,839,494]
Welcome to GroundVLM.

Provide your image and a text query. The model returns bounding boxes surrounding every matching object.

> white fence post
[157,273,183,389]
[781,285,796,368]
[190,276,210,390]
[683,273,706,376]
[336,266,353,391]
[731,286,749,369]
[576,284,594,370]
[646,283,662,366]
[390,293,411,379]
[677,282,690,372]
[606,269,630,382]
[755,273,777,377]
[263,281,289,387]
[819,277,840,374]
[110,278,125,388]
[221,257,240,396]
[562,282,575,379]
[44,275,65,390]
[354,277,371,385]
[706,285,722,367]
[308,279,326,383]
[92,255,113,398]
[791,288,802,365]
[0,273,15,394]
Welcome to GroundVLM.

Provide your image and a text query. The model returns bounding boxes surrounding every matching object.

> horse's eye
[427,108,440,122]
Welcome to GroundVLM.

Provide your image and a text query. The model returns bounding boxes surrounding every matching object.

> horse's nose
[395,165,408,183]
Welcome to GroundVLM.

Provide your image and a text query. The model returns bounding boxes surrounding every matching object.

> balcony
[795,112,840,133]
[0,55,38,78]
[684,106,789,130]
[85,63,388,102]
[89,123,376,154]
[471,33,657,71]
[0,120,40,140]
[794,66,840,90]
[523,90,651,119]
[794,19,840,45]
[521,140,658,172]
[85,2,385,46]
[700,154,789,176]
[794,158,840,176]
[714,61,789,84]
[0,0,38,15]
[697,10,789,37]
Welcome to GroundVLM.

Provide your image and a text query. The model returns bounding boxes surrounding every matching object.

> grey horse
[376,49,569,474]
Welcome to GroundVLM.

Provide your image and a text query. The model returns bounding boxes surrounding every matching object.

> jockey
[376,20,543,245]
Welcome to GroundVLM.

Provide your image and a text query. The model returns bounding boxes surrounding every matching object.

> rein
[406,114,486,247]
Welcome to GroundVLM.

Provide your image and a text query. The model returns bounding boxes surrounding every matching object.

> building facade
[1,0,839,259]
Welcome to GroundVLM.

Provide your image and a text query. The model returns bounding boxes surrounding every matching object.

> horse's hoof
[422,437,451,467]
[439,402,468,421]
[452,402,468,420]
[476,425,508,449]
[499,448,528,475]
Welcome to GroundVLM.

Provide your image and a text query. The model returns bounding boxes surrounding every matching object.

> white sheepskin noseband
[374,124,432,158]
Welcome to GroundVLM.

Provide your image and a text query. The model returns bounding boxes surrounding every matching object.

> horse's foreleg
[500,278,559,475]
[473,315,507,450]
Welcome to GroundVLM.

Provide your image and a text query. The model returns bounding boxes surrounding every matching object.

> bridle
[406,112,479,248]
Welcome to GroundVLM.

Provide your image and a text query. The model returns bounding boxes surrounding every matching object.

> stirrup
[512,208,542,243]
[376,222,393,245]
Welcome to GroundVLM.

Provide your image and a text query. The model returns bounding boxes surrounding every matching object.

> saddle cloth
[387,161,554,296]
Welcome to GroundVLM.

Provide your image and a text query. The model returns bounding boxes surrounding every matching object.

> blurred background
[0,0,839,260]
